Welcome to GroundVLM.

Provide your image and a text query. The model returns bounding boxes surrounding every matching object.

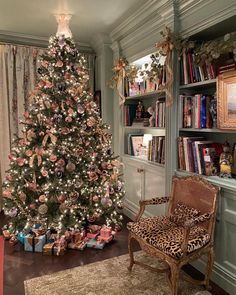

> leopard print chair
[127,175,219,295]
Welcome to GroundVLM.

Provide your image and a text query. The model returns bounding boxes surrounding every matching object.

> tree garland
[108,27,236,105]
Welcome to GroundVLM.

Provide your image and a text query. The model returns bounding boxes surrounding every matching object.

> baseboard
[123,200,154,221]
[191,259,236,295]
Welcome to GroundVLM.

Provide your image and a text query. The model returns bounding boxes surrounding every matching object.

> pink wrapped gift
[68,239,88,251]
[97,235,114,244]
[100,226,112,238]
[86,238,105,249]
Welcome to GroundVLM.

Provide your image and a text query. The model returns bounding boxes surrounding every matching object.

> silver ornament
[38,204,48,215]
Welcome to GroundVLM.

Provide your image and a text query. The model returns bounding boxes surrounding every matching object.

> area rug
[24,251,212,295]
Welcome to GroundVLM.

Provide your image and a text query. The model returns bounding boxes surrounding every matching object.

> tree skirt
[24,251,212,295]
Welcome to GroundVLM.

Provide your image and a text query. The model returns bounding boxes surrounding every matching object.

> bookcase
[121,55,167,218]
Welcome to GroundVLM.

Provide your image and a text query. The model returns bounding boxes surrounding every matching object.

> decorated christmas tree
[2,18,124,237]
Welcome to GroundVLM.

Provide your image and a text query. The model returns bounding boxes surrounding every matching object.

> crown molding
[110,0,173,43]
[0,30,94,53]
[178,0,236,38]
[91,33,111,55]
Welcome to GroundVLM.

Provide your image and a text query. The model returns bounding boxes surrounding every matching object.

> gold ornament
[38,204,48,215]
[66,161,76,172]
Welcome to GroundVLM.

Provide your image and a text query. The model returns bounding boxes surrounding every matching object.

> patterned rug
[24,251,212,295]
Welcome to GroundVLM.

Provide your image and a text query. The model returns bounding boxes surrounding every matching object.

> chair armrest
[183,212,213,228]
[181,212,213,256]
[135,196,170,222]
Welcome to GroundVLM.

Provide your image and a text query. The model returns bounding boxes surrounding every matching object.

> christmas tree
[2,33,124,235]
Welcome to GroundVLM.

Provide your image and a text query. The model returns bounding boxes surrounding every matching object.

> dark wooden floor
[0,212,229,295]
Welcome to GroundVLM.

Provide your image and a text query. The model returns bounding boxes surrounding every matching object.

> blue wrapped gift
[17,227,31,244]
[86,238,105,249]
[24,230,50,252]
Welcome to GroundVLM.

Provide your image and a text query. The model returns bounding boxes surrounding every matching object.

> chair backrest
[168,175,219,217]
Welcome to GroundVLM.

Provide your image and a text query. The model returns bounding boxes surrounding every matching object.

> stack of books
[148,136,165,164]
[179,94,215,129]
[177,136,223,176]
[180,48,216,85]
[155,100,166,127]
[124,104,137,126]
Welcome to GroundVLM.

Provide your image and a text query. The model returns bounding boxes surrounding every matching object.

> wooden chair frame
[128,175,219,295]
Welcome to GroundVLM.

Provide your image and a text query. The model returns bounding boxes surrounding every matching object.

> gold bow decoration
[42,128,57,146]
[29,147,44,168]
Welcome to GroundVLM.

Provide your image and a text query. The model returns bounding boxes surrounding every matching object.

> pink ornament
[2,190,12,199]
[64,72,71,79]
[65,116,72,122]
[41,60,49,68]
[49,154,57,162]
[29,203,36,209]
[41,170,48,177]
[6,175,12,181]
[77,104,85,114]
[57,195,66,203]
[87,117,96,127]
[93,195,99,202]
[25,149,33,157]
[61,127,70,135]
[16,157,25,166]
[55,60,63,67]
[39,194,46,203]
[101,162,108,170]
[68,108,74,115]
[27,182,37,191]
[57,159,66,167]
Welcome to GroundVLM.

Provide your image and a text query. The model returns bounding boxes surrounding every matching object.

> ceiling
[0,0,146,48]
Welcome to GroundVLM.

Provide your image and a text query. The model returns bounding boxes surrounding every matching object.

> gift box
[68,239,87,251]
[100,226,112,238]
[17,232,26,244]
[43,243,65,256]
[97,234,114,244]
[86,238,105,249]
[24,230,50,252]
[72,229,85,243]
[87,224,101,234]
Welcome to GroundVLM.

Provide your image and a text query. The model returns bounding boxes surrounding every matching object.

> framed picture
[218,70,236,129]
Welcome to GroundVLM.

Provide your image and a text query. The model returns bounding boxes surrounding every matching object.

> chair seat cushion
[170,202,200,226]
[127,216,210,259]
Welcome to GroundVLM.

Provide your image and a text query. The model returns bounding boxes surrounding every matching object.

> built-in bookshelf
[122,55,166,167]
[177,40,236,186]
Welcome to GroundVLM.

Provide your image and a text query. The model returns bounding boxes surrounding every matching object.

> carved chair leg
[128,233,134,272]
[169,264,179,295]
[205,247,214,290]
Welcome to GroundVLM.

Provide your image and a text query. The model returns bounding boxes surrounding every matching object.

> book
[130,135,144,156]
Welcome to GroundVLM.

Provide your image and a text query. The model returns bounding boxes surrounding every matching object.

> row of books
[156,101,166,128]
[179,94,215,129]
[180,49,216,85]
[177,136,223,176]
[127,134,165,164]
[124,67,166,97]
[147,136,165,164]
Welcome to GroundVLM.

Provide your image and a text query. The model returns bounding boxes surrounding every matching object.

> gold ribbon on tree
[155,27,174,107]
[29,147,44,168]
[42,128,57,146]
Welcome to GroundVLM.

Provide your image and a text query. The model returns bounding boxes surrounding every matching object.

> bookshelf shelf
[179,128,236,134]
[125,89,165,100]
[179,79,216,90]
[123,154,165,168]
[176,169,236,191]
[125,126,165,131]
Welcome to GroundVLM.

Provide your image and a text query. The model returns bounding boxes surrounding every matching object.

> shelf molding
[179,79,216,89]
[125,90,166,100]
[124,126,165,131]
[179,128,236,134]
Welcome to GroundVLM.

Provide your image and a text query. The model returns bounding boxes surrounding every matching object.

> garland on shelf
[108,26,236,106]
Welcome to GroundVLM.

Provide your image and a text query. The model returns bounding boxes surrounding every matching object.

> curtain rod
[0,41,96,55]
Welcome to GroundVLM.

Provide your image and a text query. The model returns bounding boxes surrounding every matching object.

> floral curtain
[0,43,95,209]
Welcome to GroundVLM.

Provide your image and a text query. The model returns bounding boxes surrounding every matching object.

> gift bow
[29,147,44,168]
[42,128,57,146]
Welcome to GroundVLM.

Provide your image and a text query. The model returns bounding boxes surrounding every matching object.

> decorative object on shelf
[219,141,233,178]
[217,70,236,130]
[135,101,144,119]
[209,97,217,128]
[147,106,155,127]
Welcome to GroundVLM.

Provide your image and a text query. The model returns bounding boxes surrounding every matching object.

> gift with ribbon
[43,243,65,256]
[86,238,105,250]
[24,230,50,252]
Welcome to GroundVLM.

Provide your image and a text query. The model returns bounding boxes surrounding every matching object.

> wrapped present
[2,230,11,240]
[17,232,26,244]
[68,239,88,251]
[87,224,101,234]
[72,229,85,243]
[97,235,114,244]
[86,238,105,249]
[43,243,65,256]
[24,230,50,252]
[100,226,112,238]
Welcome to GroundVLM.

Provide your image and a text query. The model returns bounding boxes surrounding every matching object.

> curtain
[0,43,95,209]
